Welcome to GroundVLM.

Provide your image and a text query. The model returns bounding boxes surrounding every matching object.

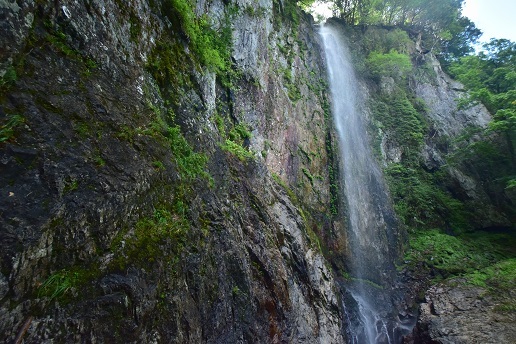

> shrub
[366,50,412,80]
[221,139,254,161]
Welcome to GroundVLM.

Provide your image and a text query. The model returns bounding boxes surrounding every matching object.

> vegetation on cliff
[449,38,516,191]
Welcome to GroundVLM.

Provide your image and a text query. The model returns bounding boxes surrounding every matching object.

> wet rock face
[410,282,516,344]
[0,0,343,343]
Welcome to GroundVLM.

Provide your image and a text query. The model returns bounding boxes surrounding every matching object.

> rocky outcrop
[409,281,516,344]
[413,54,511,229]
[0,0,344,342]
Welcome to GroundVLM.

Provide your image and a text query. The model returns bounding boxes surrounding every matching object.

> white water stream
[320,25,406,344]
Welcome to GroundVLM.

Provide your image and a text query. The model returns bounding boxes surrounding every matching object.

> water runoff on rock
[320,25,412,343]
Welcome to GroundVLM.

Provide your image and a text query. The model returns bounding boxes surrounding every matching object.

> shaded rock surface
[409,282,516,344]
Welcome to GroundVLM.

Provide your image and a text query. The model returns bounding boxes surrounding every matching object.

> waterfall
[320,25,410,343]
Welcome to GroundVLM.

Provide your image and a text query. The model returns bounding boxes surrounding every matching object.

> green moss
[139,101,211,183]
[93,150,106,167]
[129,13,142,41]
[279,66,302,103]
[271,173,322,250]
[131,209,187,264]
[406,229,516,282]
[152,160,165,170]
[217,121,254,161]
[325,133,339,217]
[46,29,76,57]
[272,173,296,201]
[214,114,225,136]
[42,23,98,76]
[286,83,302,102]
[372,93,426,161]
[302,167,314,184]
[74,121,91,138]
[147,39,193,104]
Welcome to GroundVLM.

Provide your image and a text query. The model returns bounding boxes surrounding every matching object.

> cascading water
[320,24,411,343]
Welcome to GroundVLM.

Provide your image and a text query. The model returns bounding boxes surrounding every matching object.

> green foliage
[152,160,165,170]
[228,123,252,141]
[332,0,462,29]
[0,114,24,143]
[38,270,79,300]
[490,109,516,133]
[162,0,231,73]
[406,229,516,289]
[449,39,515,114]
[366,50,412,80]
[220,122,254,161]
[221,139,254,161]
[327,0,480,61]
[167,125,211,181]
[385,165,468,230]
[302,167,314,184]
[0,66,17,88]
[273,0,300,30]
[362,28,413,55]
[372,93,426,161]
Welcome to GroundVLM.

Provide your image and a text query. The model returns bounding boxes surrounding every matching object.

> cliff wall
[0,1,344,342]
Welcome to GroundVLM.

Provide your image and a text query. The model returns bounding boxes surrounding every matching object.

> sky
[462,0,516,42]
[310,0,516,43]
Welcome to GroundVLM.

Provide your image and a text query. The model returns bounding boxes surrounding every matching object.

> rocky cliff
[0,1,345,342]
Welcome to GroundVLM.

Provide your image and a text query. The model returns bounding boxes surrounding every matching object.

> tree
[441,17,482,60]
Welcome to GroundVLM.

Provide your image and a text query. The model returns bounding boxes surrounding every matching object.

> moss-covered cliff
[0,1,345,342]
